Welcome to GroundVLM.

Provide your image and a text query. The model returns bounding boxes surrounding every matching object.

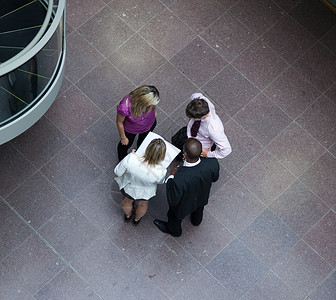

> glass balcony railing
[0,0,66,144]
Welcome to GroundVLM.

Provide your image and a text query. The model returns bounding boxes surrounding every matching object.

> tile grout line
[0,196,105,300]
[303,267,336,300]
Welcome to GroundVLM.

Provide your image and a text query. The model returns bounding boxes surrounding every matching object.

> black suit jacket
[166,158,219,219]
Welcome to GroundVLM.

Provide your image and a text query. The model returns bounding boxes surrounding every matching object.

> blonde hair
[129,85,160,119]
[143,138,166,166]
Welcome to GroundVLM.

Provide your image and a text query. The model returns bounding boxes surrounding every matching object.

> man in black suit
[154,138,220,237]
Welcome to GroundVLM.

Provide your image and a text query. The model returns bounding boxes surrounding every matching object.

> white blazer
[114,153,167,200]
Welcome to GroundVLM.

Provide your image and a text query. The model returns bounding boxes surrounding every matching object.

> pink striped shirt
[187,93,232,159]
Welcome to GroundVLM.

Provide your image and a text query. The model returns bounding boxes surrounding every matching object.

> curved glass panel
[0,0,46,62]
[0,0,64,128]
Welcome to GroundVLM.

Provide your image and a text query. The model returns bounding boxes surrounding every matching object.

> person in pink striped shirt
[186,93,232,159]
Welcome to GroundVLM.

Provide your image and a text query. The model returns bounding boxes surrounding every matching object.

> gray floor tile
[0,201,32,261]
[66,0,105,29]
[2,234,65,295]
[276,0,304,12]
[77,60,135,112]
[170,37,228,87]
[71,173,122,232]
[321,27,336,55]
[303,210,336,267]
[159,0,176,6]
[224,120,263,175]
[40,143,103,200]
[208,178,265,235]
[232,39,288,90]
[289,0,336,39]
[102,267,169,300]
[270,180,329,237]
[105,217,167,263]
[203,65,259,117]
[294,42,336,93]
[200,12,257,62]
[143,62,197,117]
[175,269,237,300]
[175,210,234,266]
[70,235,134,298]
[78,6,134,57]
[139,9,196,59]
[296,96,336,148]
[170,0,235,34]
[139,237,202,296]
[308,271,336,300]
[0,143,36,198]
[6,172,68,229]
[272,240,332,298]
[236,150,296,205]
[108,0,166,31]
[206,239,269,298]
[324,83,336,104]
[64,32,105,83]
[210,164,233,197]
[234,93,292,146]
[300,152,336,207]
[240,270,301,300]
[263,67,321,119]
[230,0,284,36]
[330,142,336,156]
[266,122,325,177]
[34,267,100,300]
[38,203,102,261]
[45,86,103,141]
[0,264,34,300]
[238,209,299,267]
[11,117,70,169]
[261,15,316,64]
[74,116,119,171]
[108,33,166,85]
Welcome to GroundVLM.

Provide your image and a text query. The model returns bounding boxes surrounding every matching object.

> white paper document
[136,132,181,168]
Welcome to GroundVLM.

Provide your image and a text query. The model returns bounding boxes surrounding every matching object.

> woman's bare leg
[121,196,134,218]
[134,200,148,221]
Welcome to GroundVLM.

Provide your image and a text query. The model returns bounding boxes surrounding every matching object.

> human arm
[116,113,129,145]
[114,154,129,177]
[164,163,181,183]
[201,147,211,157]
[206,126,232,159]
[158,169,168,184]
[166,178,183,206]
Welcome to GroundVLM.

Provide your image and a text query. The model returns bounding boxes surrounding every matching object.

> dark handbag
[171,126,187,152]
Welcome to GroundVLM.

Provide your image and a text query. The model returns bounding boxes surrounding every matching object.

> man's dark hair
[186,98,209,119]
[183,138,202,162]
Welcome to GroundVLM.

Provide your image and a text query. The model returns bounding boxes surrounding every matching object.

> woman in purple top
[116,85,160,161]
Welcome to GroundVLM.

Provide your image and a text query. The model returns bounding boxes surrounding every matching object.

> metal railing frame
[0,0,64,77]
[0,0,66,144]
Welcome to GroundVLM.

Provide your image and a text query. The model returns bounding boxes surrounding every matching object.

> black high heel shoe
[132,217,142,226]
[124,214,132,223]
[124,201,136,223]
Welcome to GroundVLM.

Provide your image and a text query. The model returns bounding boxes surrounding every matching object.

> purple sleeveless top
[117,95,156,134]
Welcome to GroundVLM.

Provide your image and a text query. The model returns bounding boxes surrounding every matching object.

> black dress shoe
[153,219,169,234]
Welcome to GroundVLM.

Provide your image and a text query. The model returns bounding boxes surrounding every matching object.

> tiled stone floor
[1,0,336,299]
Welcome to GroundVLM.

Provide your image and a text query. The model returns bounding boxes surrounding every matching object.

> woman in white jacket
[114,138,167,225]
